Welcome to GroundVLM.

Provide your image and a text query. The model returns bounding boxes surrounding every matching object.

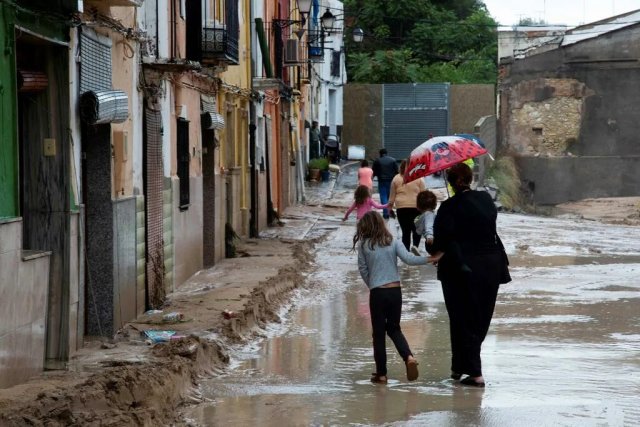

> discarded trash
[222,310,238,319]
[144,309,163,315]
[170,335,187,341]
[162,312,184,322]
[143,330,176,343]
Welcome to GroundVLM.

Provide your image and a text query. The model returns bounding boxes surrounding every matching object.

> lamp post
[352,27,364,43]
[321,9,337,31]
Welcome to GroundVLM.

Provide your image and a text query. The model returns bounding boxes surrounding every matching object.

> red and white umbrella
[403,135,488,184]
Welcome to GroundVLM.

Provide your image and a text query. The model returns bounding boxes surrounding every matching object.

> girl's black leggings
[369,287,413,376]
[396,207,421,250]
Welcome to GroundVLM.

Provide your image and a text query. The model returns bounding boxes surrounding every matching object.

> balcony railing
[201,27,239,65]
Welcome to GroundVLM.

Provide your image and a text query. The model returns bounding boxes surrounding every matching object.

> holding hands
[427,251,443,265]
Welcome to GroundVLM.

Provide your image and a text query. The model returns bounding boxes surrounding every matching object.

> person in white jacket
[412,190,438,255]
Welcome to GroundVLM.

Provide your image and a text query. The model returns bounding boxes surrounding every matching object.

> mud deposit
[0,239,317,426]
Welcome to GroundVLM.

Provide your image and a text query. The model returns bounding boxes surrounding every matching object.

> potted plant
[308,157,328,182]
[319,158,331,182]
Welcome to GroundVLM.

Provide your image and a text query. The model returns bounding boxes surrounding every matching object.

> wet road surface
[183,166,640,426]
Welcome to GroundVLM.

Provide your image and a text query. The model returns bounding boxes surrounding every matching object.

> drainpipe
[249,114,257,236]
[249,4,258,238]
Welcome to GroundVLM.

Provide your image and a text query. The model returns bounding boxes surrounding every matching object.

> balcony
[20,0,85,12]
[83,0,144,7]
[201,27,239,66]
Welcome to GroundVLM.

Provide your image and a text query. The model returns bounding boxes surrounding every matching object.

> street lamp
[297,0,312,15]
[274,0,314,28]
[352,27,364,43]
[320,9,337,31]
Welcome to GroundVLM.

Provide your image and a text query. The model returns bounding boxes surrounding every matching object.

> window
[177,118,190,210]
[330,51,341,78]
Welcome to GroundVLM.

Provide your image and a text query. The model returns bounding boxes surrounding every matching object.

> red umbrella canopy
[403,136,488,183]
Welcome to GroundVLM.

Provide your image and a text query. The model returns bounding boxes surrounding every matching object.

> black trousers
[369,287,412,376]
[396,207,421,250]
[440,253,500,377]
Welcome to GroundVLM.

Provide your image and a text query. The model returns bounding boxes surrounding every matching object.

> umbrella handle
[444,170,450,198]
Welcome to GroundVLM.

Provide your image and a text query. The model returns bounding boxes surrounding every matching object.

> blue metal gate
[383,83,450,160]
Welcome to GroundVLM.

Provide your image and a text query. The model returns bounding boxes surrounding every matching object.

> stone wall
[505,78,591,155]
[516,156,640,204]
[499,25,640,204]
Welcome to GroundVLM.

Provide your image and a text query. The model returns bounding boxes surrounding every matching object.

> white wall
[313,0,344,135]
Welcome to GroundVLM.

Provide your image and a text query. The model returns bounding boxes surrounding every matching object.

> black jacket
[372,155,398,181]
[433,190,507,283]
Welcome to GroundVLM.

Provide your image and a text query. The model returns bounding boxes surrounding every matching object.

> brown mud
[0,238,318,426]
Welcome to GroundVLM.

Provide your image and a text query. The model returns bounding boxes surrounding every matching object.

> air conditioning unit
[284,39,299,64]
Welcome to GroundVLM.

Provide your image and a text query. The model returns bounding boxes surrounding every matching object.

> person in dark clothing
[428,162,511,388]
[372,148,398,219]
[310,120,324,159]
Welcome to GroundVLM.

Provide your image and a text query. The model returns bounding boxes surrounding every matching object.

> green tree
[348,50,421,84]
[344,0,497,84]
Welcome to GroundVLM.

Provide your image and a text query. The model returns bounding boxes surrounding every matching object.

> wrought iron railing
[201,27,239,65]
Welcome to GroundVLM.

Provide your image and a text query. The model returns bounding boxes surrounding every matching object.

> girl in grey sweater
[353,211,428,384]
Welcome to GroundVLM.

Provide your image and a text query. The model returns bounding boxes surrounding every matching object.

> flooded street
[183,168,640,426]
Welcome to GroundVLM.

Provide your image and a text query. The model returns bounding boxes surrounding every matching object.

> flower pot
[309,168,321,182]
[320,170,330,182]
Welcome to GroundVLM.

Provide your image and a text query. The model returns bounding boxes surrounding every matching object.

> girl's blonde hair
[354,185,370,205]
[352,211,393,251]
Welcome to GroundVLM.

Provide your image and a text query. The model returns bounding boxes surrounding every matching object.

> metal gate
[144,107,165,308]
[383,83,450,160]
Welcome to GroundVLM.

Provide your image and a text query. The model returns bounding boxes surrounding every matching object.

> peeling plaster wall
[499,24,640,203]
[507,78,589,155]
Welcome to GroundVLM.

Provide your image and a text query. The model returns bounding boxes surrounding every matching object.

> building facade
[1,0,327,389]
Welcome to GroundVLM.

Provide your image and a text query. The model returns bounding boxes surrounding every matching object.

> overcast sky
[482,0,640,26]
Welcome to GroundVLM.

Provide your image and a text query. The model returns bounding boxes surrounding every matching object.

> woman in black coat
[428,163,510,387]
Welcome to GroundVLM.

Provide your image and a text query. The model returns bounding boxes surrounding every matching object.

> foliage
[516,17,547,26]
[344,0,497,84]
[348,50,421,83]
[308,157,329,170]
[486,156,522,210]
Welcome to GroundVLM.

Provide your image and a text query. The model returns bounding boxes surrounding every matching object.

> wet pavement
[182,164,640,426]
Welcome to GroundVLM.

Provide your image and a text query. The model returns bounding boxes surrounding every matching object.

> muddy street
[181,166,640,426]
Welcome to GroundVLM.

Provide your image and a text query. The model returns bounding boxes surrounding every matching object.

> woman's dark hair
[398,159,407,184]
[416,190,437,211]
[354,185,370,205]
[361,159,369,167]
[447,162,473,193]
[352,211,393,251]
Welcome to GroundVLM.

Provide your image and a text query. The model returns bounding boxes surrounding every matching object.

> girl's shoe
[371,373,388,384]
[410,246,421,256]
[460,376,485,387]
[405,359,419,381]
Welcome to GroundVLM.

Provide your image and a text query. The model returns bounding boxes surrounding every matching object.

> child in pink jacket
[343,185,389,221]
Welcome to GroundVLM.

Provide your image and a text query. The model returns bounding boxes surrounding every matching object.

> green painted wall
[0,4,18,218]
[0,2,74,218]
